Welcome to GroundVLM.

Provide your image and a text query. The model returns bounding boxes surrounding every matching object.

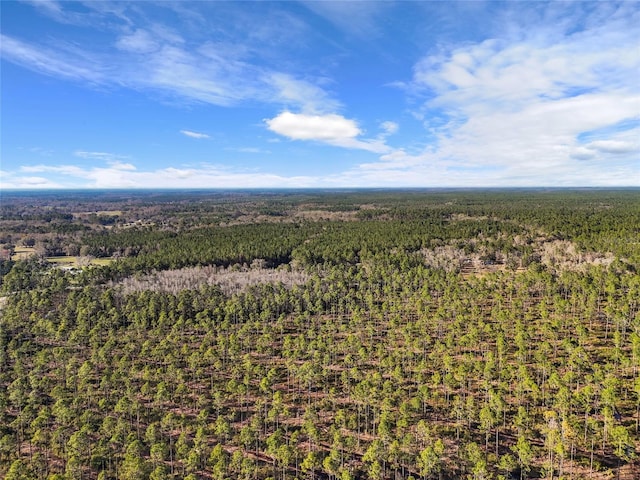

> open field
[7,250,114,268]
[46,255,114,267]
[10,246,36,260]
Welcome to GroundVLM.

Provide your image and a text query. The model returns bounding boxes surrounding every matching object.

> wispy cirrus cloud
[22,0,132,26]
[225,147,270,154]
[20,0,89,25]
[180,130,209,139]
[301,1,390,38]
[74,150,130,161]
[0,3,336,112]
[0,34,105,83]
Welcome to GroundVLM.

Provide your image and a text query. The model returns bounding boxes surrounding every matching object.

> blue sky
[1,0,639,189]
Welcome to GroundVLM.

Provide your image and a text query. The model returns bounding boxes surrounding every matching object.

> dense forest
[0,189,638,480]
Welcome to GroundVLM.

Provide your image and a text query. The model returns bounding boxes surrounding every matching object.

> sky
[1,0,639,189]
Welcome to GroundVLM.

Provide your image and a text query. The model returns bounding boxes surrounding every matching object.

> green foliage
[0,189,638,479]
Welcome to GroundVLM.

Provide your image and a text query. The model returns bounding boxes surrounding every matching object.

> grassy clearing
[46,256,77,265]
[90,257,113,266]
[11,246,36,260]
[46,256,114,267]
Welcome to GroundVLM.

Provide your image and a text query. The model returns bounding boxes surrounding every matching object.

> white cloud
[162,167,197,180]
[4,2,638,188]
[266,111,360,141]
[378,121,398,139]
[4,161,321,189]
[585,140,638,154]
[2,176,62,189]
[108,161,136,171]
[265,111,391,153]
[380,121,398,135]
[432,92,640,167]
[570,132,640,161]
[373,2,640,186]
[28,177,60,187]
[266,73,339,114]
[4,145,637,189]
[21,161,135,176]
[21,164,85,176]
[226,147,269,154]
[336,141,637,188]
[570,148,597,161]
[74,150,129,161]
[116,29,159,54]
[180,130,210,139]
